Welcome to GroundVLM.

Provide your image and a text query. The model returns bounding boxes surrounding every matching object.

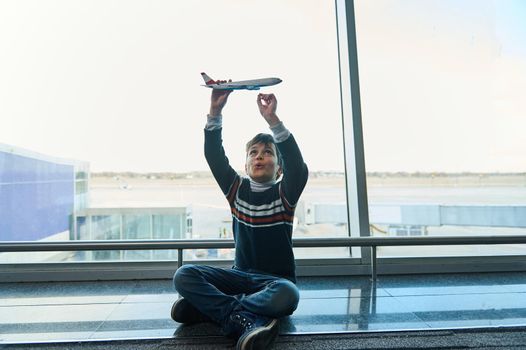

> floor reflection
[1,273,525,343]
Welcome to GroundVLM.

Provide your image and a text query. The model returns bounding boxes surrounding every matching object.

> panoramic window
[355,0,526,257]
[0,1,347,263]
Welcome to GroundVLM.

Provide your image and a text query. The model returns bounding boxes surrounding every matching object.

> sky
[0,0,525,173]
[355,0,526,173]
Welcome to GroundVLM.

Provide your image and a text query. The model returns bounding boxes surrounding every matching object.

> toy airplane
[201,72,282,90]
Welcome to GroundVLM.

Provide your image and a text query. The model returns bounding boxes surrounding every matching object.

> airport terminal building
[0,143,89,243]
[0,143,191,263]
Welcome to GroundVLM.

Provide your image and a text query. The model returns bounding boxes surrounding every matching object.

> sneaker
[227,310,279,350]
[171,297,211,324]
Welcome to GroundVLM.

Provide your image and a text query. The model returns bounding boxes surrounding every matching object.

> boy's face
[245,142,282,183]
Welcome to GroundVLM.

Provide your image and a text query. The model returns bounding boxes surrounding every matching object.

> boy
[172,84,308,350]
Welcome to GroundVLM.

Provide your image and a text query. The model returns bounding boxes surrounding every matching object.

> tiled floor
[1,272,526,343]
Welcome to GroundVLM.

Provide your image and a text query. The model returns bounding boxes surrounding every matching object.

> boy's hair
[245,133,283,168]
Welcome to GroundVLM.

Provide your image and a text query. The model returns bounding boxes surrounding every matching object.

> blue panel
[0,152,14,183]
[0,151,75,241]
[0,183,13,237]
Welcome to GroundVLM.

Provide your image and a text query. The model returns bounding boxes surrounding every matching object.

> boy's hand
[257,93,280,127]
[209,80,232,116]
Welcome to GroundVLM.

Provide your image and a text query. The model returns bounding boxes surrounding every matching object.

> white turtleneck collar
[248,177,276,192]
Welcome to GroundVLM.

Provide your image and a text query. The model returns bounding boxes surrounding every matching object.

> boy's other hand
[209,80,232,116]
[257,93,280,127]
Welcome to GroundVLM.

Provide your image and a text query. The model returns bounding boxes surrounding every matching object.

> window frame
[1,0,525,282]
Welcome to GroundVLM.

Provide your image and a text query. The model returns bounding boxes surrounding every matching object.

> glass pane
[185,248,235,261]
[0,250,179,263]
[0,1,347,263]
[122,215,150,240]
[355,0,526,257]
[92,215,120,240]
[153,215,185,239]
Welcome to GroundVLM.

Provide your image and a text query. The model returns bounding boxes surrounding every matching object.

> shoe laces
[232,314,254,331]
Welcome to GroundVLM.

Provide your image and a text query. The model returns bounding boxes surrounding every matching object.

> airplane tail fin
[201,72,216,85]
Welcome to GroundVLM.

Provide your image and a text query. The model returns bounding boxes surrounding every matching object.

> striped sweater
[204,128,308,282]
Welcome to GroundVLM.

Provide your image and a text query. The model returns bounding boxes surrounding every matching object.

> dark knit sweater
[204,128,308,283]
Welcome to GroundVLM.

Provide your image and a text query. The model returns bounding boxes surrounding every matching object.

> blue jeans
[173,264,299,327]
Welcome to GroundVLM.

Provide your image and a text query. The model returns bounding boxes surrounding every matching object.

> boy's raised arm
[256,93,281,127]
[204,86,239,197]
[209,82,232,117]
[257,94,309,207]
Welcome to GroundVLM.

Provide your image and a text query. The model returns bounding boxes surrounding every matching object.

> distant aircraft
[200,72,282,90]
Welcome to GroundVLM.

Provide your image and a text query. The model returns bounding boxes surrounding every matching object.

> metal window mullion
[150,214,154,260]
[371,246,377,281]
[336,0,371,263]
[120,214,124,260]
[178,249,183,268]
[87,214,93,261]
